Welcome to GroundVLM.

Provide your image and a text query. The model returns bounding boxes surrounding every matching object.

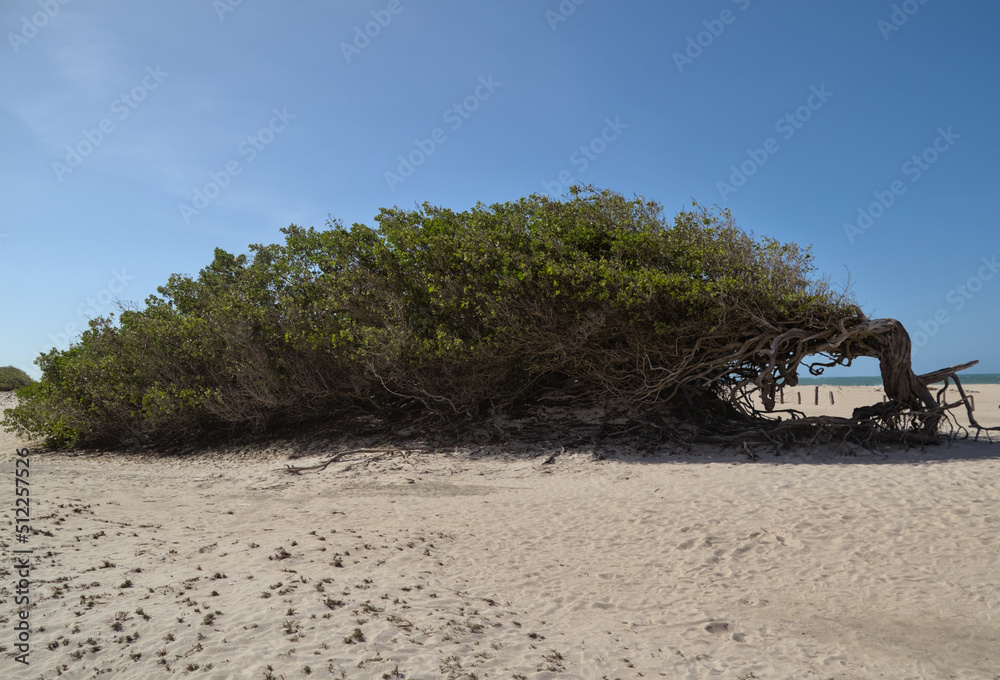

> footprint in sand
[705,621,730,634]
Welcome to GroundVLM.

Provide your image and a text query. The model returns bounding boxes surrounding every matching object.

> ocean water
[795,374,1000,386]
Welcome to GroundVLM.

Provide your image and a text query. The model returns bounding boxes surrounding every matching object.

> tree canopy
[2,187,988,450]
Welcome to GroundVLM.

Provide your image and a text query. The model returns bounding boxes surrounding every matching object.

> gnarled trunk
[725,315,996,446]
[870,319,935,410]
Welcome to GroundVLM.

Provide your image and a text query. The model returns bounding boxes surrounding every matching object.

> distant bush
[1,187,858,448]
[0,366,33,391]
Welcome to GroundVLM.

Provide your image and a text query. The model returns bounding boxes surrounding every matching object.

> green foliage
[1,187,859,448]
[0,365,33,391]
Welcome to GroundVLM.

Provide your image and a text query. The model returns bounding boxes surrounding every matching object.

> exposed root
[700,318,997,448]
[280,317,993,461]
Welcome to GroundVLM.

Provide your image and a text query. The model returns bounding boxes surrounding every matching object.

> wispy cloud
[0,10,120,145]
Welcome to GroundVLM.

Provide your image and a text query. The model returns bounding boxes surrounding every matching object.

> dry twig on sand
[283,447,437,474]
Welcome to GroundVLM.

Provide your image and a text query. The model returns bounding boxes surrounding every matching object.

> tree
[2,187,992,450]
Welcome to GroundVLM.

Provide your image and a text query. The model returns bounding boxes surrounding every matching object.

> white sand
[757,383,1000,429]
[2,386,999,679]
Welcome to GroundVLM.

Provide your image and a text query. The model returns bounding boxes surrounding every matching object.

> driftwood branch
[283,447,437,474]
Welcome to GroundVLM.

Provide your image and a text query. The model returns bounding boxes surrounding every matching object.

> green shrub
[0,366,33,391]
[1,187,858,448]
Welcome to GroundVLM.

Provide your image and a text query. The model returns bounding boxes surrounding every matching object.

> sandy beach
[3,386,999,679]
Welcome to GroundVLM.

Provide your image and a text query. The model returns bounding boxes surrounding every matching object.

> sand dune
[2,386,999,679]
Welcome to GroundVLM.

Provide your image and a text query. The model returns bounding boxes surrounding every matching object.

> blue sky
[2,0,998,379]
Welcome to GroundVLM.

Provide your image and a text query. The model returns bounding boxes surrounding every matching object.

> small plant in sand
[343,627,365,644]
[538,649,565,672]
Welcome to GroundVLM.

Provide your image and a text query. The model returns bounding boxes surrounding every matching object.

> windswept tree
[2,187,990,449]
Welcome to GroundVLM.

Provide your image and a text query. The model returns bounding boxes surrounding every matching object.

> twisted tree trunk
[714,315,997,446]
[870,319,935,410]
